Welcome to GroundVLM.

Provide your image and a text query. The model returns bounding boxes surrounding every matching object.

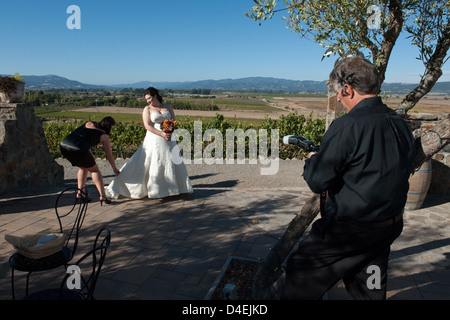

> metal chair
[21,227,111,300]
[8,187,89,299]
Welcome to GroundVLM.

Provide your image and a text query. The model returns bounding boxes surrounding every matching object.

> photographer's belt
[343,212,403,228]
[319,191,402,228]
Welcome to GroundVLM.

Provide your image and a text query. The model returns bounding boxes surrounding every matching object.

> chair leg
[11,268,15,300]
[26,272,31,296]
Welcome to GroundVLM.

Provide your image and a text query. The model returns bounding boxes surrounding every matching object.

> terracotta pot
[405,159,432,210]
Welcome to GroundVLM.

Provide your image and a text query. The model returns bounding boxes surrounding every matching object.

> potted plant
[0,73,25,103]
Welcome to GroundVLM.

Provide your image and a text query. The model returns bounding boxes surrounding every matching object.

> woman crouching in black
[60,116,120,205]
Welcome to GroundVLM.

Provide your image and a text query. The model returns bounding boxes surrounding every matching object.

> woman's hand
[307,152,317,159]
[164,132,172,141]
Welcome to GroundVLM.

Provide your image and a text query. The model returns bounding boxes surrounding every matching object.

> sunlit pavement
[1,159,449,300]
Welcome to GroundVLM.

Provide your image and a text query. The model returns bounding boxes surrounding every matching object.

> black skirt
[60,139,96,168]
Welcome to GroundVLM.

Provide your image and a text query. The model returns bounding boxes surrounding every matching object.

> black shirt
[60,123,105,152]
[303,96,415,222]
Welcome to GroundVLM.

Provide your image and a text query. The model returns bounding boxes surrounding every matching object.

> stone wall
[0,103,64,194]
[406,113,450,195]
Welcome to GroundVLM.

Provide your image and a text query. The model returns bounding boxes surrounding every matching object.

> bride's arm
[167,104,176,121]
[142,106,166,138]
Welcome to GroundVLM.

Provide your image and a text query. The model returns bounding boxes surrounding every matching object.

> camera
[283,135,320,152]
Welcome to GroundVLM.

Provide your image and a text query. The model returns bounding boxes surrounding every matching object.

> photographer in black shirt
[281,57,415,300]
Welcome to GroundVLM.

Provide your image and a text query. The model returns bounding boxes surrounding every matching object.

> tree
[246,0,450,299]
[401,1,450,111]
[247,0,449,111]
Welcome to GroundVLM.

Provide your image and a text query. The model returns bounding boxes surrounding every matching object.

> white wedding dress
[105,111,193,199]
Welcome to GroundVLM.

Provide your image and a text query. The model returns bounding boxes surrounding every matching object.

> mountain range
[10,74,450,94]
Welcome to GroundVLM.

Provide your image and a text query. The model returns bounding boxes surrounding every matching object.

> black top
[60,123,105,152]
[303,96,415,223]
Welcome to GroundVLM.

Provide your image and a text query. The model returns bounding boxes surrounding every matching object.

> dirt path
[269,96,450,116]
[74,95,448,122]
[74,106,292,120]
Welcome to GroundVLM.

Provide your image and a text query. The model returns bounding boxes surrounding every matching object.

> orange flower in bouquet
[162,119,178,133]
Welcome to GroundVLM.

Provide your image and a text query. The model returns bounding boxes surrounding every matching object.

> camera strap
[320,191,327,218]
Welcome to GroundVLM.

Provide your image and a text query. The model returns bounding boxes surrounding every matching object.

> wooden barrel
[405,159,432,211]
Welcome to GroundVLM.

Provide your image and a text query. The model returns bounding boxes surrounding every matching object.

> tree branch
[398,23,450,112]
[376,0,404,84]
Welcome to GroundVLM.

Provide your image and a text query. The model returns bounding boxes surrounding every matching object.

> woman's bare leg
[86,164,107,199]
[77,168,88,191]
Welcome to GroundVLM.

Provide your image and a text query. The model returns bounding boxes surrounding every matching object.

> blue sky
[1,0,448,86]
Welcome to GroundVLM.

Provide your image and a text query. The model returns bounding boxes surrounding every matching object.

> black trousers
[281,216,403,300]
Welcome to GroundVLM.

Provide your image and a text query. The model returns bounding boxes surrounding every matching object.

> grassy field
[35,94,283,126]
[36,110,140,122]
[35,92,448,127]
[212,97,279,111]
[35,108,267,127]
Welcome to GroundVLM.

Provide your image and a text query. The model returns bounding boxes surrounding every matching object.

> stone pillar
[326,80,345,130]
[0,103,64,194]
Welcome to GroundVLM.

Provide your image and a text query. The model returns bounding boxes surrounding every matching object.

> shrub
[43,112,325,160]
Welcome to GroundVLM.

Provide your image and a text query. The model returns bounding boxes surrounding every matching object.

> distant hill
[112,77,329,93]
[20,75,108,90]
[11,74,450,94]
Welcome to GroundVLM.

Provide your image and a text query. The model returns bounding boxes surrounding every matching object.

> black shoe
[99,196,112,206]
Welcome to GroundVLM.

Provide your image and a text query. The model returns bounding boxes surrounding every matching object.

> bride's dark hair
[145,87,163,103]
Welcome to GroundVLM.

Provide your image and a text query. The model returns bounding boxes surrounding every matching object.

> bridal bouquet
[162,119,178,133]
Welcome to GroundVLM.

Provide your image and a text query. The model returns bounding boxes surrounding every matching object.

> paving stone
[1,159,449,300]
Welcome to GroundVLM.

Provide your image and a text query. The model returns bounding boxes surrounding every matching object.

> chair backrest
[62,227,111,300]
[54,187,89,261]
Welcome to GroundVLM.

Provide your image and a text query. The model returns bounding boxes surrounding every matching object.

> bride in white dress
[105,87,193,199]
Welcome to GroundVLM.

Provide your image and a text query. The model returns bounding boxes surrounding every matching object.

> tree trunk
[252,194,320,299]
[252,116,450,300]
[373,0,404,85]
[411,115,450,170]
